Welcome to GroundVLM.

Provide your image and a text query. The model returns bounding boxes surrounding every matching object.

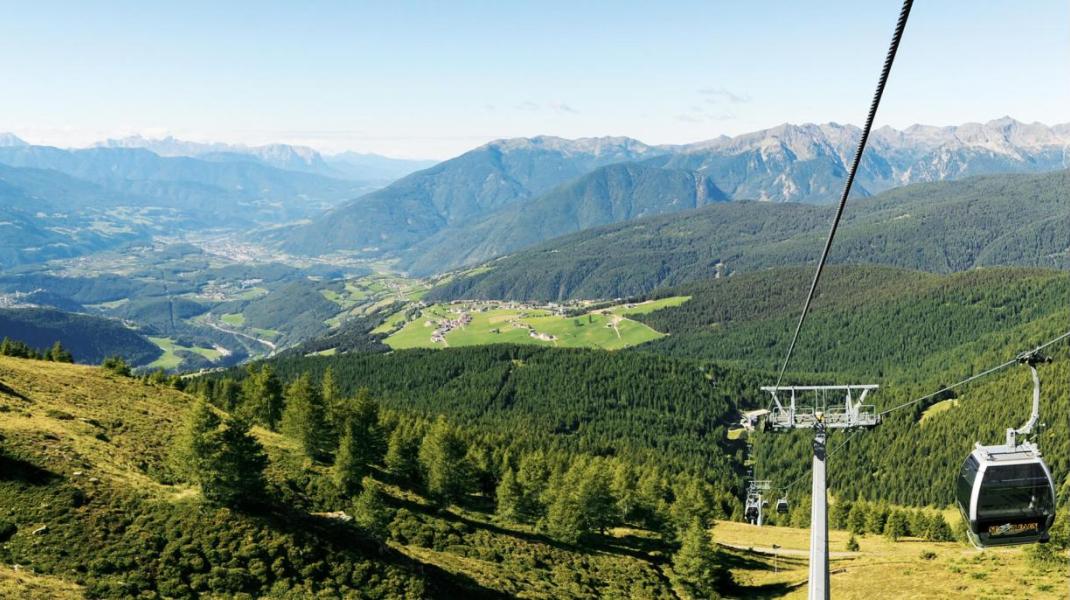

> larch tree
[385,423,423,485]
[243,365,283,430]
[282,373,332,462]
[418,416,471,504]
[673,519,724,599]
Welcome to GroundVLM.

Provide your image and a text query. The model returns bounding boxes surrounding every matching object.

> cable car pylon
[760,385,881,600]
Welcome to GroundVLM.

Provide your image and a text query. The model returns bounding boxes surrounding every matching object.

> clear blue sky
[1,0,1066,159]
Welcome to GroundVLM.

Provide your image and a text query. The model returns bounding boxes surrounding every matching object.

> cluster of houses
[429,312,472,344]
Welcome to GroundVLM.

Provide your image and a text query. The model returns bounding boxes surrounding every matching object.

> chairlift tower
[760,384,880,600]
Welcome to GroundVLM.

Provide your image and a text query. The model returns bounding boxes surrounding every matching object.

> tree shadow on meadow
[245,501,510,600]
[0,452,62,486]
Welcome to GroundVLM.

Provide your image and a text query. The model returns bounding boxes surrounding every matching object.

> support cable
[775,0,914,388]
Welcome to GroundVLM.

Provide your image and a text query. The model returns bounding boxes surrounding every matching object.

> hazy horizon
[2,0,1066,159]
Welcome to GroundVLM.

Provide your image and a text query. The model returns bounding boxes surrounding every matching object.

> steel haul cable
[774,0,914,388]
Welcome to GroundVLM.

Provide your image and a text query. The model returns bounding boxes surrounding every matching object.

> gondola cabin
[956,442,1055,547]
[776,498,789,514]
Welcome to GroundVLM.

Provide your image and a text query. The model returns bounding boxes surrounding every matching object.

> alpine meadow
[1,2,1069,599]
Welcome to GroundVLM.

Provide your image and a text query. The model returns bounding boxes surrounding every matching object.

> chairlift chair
[955,352,1056,547]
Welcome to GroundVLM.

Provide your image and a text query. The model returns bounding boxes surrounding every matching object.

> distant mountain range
[427,169,1070,301]
[0,140,381,268]
[94,135,437,181]
[281,118,1070,272]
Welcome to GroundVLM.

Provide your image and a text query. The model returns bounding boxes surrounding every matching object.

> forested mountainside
[278,136,661,257]
[631,265,1069,378]
[400,163,728,275]
[0,307,160,365]
[428,170,1070,301]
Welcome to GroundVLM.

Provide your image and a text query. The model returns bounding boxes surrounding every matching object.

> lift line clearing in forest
[760,385,881,600]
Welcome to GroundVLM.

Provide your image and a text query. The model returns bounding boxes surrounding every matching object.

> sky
[1,0,1066,159]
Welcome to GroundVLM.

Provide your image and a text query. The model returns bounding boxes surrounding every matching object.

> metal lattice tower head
[760,385,880,431]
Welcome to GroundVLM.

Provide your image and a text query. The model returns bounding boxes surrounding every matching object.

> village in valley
[377,296,691,351]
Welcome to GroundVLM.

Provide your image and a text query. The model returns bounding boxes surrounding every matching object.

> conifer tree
[201,416,268,508]
[353,476,392,550]
[217,378,242,412]
[847,502,868,535]
[865,504,889,535]
[846,534,860,552]
[418,416,471,503]
[924,513,954,542]
[673,519,723,599]
[495,466,523,522]
[47,341,73,363]
[611,462,641,523]
[174,399,267,508]
[515,451,551,523]
[172,396,221,482]
[669,476,716,535]
[577,461,618,535]
[321,366,339,424]
[334,418,368,495]
[102,355,131,376]
[385,423,422,485]
[884,510,909,541]
[545,477,585,544]
[243,365,283,430]
[282,373,332,462]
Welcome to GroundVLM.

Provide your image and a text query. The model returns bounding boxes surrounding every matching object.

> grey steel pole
[809,422,829,600]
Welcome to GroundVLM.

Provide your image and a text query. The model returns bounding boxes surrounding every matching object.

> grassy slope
[0,565,82,599]
[0,356,679,598]
[715,520,1066,599]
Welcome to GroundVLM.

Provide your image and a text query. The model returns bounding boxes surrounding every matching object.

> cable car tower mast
[760,385,880,600]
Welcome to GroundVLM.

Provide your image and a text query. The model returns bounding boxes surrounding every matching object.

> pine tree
[865,504,889,535]
[47,341,73,363]
[174,398,267,508]
[200,416,268,508]
[611,462,641,523]
[515,451,551,523]
[830,500,852,530]
[217,378,242,412]
[495,466,523,522]
[884,510,909,541]
[102,355,131,376]
[321,367,339,424]
[846,534,860,552]
[577,461,618,535]
[281,373,332,462]
[353,476,392,550]
[544,476,584,544]
[171,396,222,482]
[243,365,283,430]
[673,519,723,599]
[669,476,715,536]
[385,424,422,485]
[418,416,471,504]
[924,514,954,542]
[847,502,868,535]
[334,418,368,495]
